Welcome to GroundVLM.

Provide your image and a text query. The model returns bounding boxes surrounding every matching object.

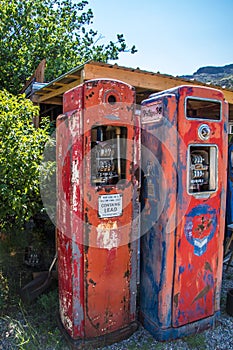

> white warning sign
[98,194,123,218]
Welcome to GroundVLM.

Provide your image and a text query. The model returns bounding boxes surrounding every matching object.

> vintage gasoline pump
[56,79,140,348]
[226,139,233,237]
[140,85,228,340]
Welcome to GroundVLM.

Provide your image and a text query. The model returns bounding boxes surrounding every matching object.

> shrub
[0,90,50,232]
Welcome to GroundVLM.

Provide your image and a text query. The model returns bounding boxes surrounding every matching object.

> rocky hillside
[180,63,233,90]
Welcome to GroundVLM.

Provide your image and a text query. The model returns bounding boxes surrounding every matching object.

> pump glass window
[188,145,217,194]
[186,98,221,120]
[91,126,127,186]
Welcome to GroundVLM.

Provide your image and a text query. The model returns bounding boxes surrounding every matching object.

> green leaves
[0,0,137,230]
[0,0,137,94]
[0,90,50,231]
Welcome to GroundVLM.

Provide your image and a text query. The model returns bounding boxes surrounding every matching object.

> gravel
[1,264,232,350]
[102,264,233,350]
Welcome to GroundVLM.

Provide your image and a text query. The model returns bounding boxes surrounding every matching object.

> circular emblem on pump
[184,204,217,256]
[198,124,211,140]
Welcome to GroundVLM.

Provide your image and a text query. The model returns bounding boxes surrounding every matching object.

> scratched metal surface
[56,79,139,344]
[174,86,228,327]
[57,84,85,339]
[226,143,233,237]
[140,85,228,340]
[140,92,178,331]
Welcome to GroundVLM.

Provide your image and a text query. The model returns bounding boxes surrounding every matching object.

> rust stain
[124,270,130,278]
[194,216,212,234]
[139,84,228,336]
[104,308,113,325]
[89,278,97,286]
[57,79,139,342]
[174,293,179,308]
[191,285,211,305]
[204,261,213,272]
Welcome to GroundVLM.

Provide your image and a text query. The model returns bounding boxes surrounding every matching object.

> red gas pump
[140,85,228,340]
[56,79,139,348]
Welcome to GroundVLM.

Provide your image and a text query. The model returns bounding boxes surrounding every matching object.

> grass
[1,290,69,350]
[1,285,69,350]
[183,333,206,349]
[0,229,68,350]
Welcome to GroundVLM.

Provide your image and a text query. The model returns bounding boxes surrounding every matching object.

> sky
[87,0,233,77]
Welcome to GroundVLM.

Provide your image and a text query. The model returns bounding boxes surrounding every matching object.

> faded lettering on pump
[141,100,163,124]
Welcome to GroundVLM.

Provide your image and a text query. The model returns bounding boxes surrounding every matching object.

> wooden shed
[25,60,233,124]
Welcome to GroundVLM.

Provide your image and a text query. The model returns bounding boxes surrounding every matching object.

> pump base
[57,314,138,349]
[140,311,220,341]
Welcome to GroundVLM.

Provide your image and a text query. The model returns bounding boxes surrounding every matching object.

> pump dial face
[198,124,211,140]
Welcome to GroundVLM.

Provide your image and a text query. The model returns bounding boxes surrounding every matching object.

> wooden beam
[220,90,233,106]
[83,63,201,90]
[83,63,233,105]
[20,59,46,94]
[66,74,81,79]
[52,82,66,87]
[37,78,81,102]
[37,87,54,93]
[32,94,62,105]
[33,61,233,108]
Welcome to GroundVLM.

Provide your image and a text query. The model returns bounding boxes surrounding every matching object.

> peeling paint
[140,85,228,341]
[96,221,119,250]
[57,79,139,344]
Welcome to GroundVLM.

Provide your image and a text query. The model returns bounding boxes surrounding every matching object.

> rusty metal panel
[140,93,178,331]
[140,85,228,340]
[57,85,85,338]
[226,143,233,238]
[82,80,137,338]
[173,86,228,327]
[57,79,139,346]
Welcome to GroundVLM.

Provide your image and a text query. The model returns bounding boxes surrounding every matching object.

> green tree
[0,90,50,231]
[0,0,137,94]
